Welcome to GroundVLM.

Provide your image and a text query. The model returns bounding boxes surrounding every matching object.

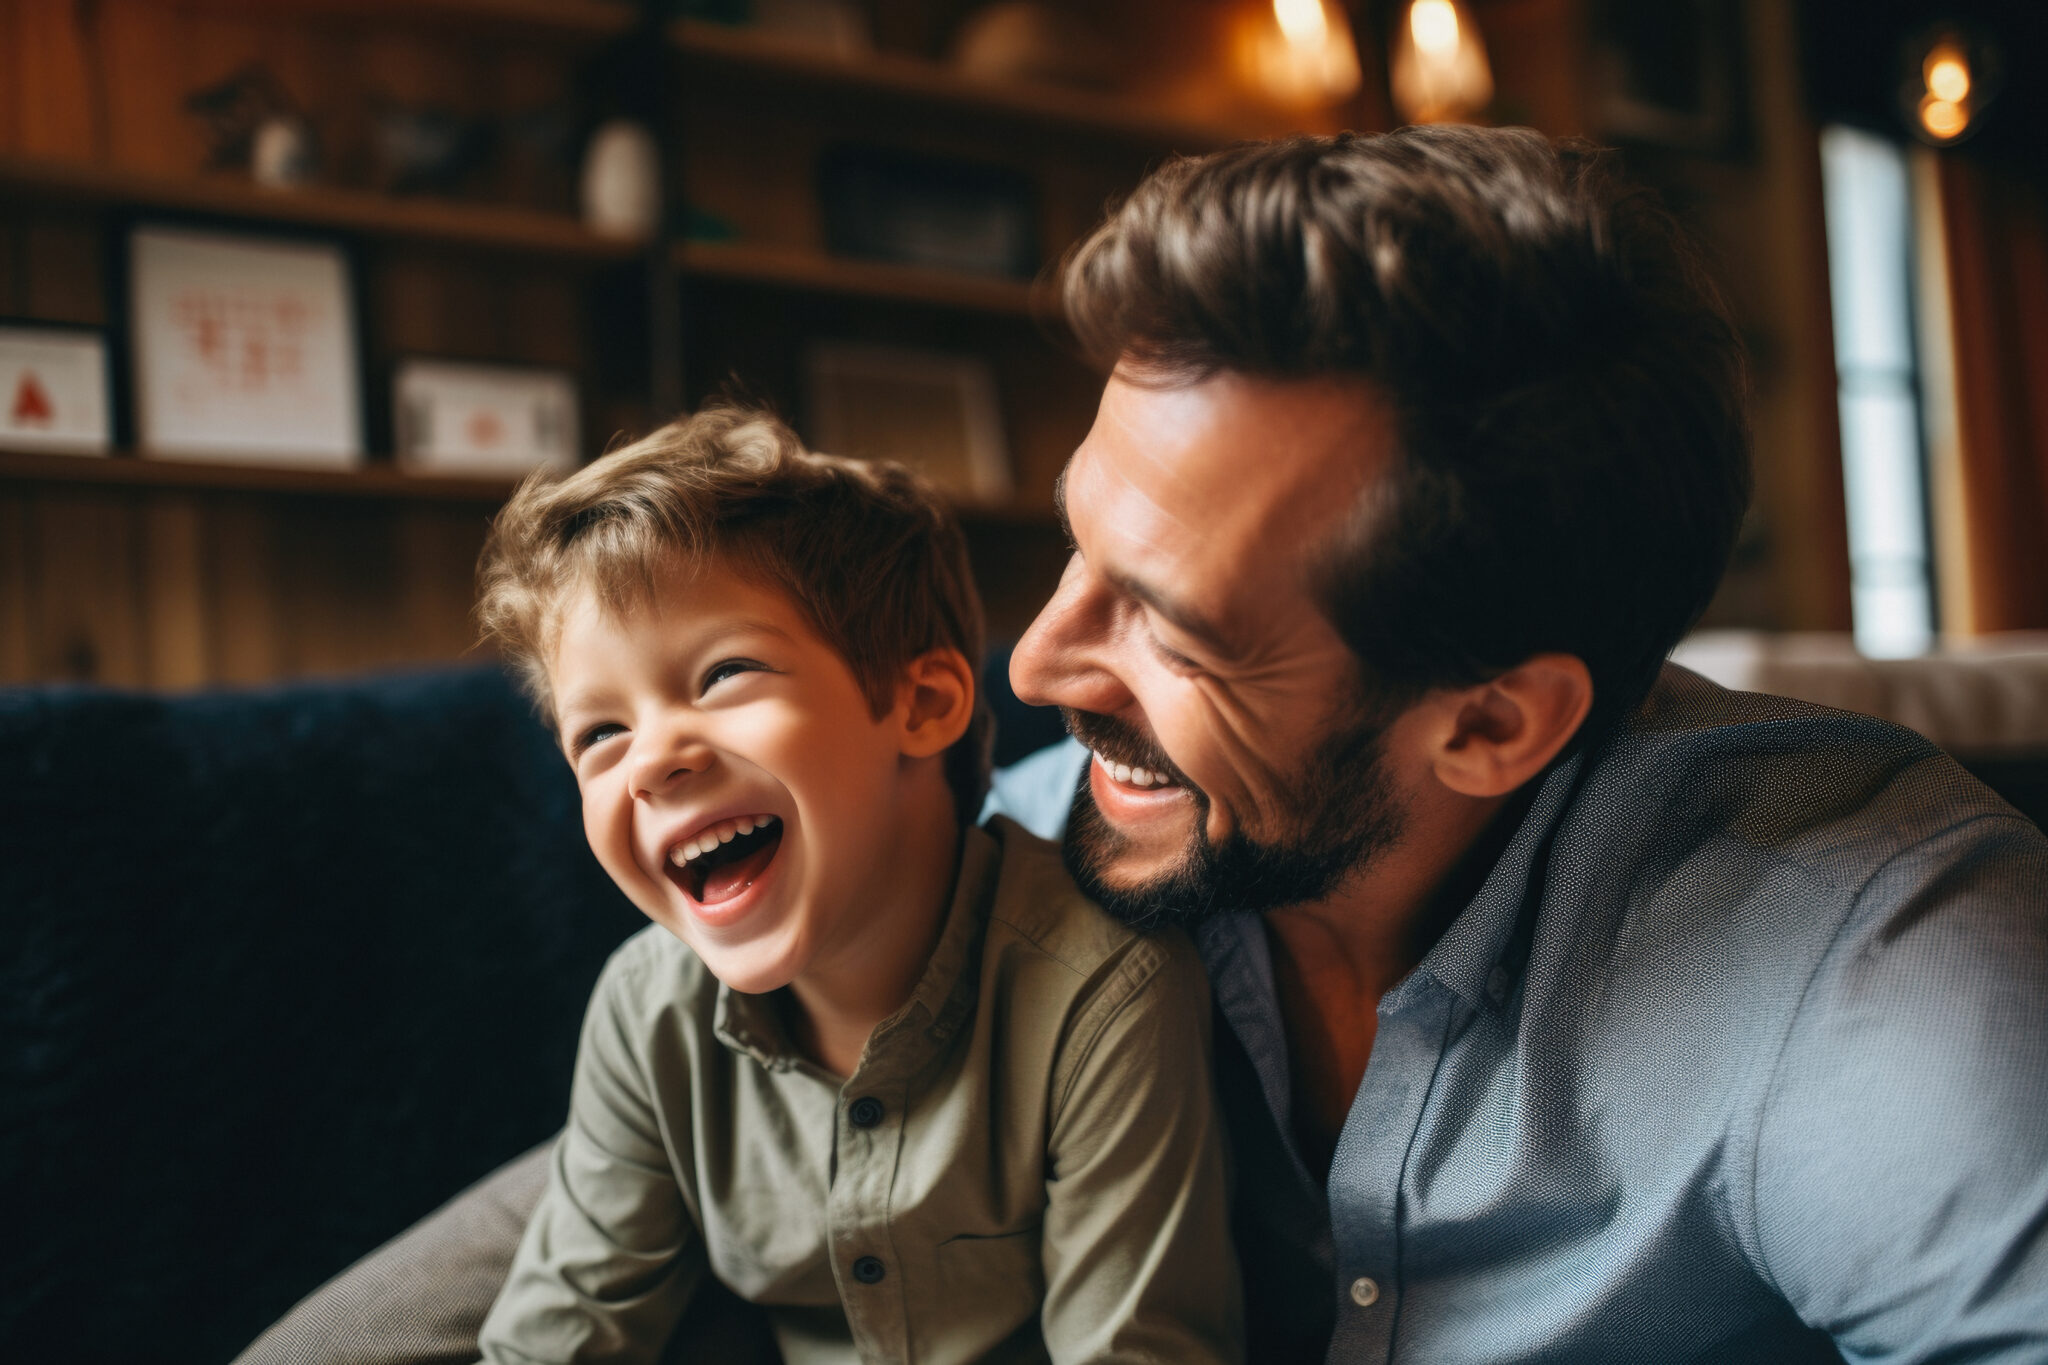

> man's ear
[1427,654,1593,798]
[897,647,977,759]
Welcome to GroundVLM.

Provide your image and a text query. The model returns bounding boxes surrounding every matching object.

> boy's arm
[478,945,707,1364]
[1038,927,1244,1365]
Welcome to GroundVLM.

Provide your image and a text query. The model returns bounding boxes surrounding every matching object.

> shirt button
[852,1255,887,1284]
[849,1096,884,1128]
[1350,1276,1381,1308]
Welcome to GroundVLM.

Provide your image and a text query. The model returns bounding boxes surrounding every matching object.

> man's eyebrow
[1052,467,1073,541]
[1105,567,1237,657]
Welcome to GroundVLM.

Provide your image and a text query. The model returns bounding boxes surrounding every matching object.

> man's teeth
[1096,751,1170,789]
[669,814,779,866]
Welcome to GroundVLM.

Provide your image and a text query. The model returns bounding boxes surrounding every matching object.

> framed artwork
[393,360,580,477]
[0,323,111,455]
[129,225,362,467]
[805,342,1011,502]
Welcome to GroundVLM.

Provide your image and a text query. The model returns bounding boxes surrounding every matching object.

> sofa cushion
[0,666,643,1365]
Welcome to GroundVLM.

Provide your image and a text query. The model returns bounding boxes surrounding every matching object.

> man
[243,127,2048,1364]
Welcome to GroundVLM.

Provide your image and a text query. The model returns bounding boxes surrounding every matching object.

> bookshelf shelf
[180,0,637,39]
[0,450,1060,527]
[0,156,641,262]
[0,451,517,503]
[671,19,1244,148]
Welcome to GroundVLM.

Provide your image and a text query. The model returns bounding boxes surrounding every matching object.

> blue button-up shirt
[985,666,2048,1363]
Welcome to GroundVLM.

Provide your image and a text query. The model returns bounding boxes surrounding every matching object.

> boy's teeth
[669,813,780,867]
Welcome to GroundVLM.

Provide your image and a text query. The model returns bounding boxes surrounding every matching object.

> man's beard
[1059,698,1405,931]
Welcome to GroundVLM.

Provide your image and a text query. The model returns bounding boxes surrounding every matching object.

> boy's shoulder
[978,813,1205,995]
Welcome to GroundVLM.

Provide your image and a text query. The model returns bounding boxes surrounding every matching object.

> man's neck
[1265,783,1534,1176]
[784,775,962,1079]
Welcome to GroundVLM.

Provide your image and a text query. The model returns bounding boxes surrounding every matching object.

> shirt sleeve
[1752,812,2048,1362]
[980,739,1088,842]
[477,944,707,1364]
[1038,926,1245,1365]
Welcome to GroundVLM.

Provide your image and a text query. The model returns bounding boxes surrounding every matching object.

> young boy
[471,407,1241,1364]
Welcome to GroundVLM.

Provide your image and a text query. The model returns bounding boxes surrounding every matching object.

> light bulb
[1925,50,1970,103]
[1919,94,1968,140]
[1410,0,1461,59]
[1275,0,1330,49]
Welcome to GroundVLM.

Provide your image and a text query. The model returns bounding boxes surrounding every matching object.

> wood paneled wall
[0,485,493,686]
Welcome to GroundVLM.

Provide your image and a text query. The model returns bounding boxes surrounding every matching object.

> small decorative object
[1243,0,1363,107]
[185,63,318,187]
[129,226,361,468]
[750,0,871,57]
[393,360,579,477]
[818,145,1037,279]
[0,324,111,455]
[1389,0,1491,123]
[806,343,1010,502]
[580,119,662,241]
[372,99,496,197]
[250,116,317,189]
[952,2,1114,90]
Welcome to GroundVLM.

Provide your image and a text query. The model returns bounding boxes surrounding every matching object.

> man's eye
[702,659,763,691]
[1148,634,1200,673]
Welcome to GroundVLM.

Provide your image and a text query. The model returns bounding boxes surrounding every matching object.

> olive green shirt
[477,816,1242,1365]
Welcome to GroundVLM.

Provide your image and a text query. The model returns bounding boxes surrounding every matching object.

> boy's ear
[1425,653,1593,798]
[897,647,977,759]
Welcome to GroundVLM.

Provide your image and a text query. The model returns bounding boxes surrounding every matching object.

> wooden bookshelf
[671,19,1246,148]
[676,240,1053,318]
[0,449,1061,527]
[176,0,638,39]
[0,451,519,503]
[0,155,640,262]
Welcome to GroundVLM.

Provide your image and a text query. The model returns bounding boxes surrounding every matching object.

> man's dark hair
[1062,125,1752,744]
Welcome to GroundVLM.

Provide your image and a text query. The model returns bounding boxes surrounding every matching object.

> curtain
[1933,151,2048,632]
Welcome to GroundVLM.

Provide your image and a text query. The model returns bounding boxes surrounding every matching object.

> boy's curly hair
[477,405,991,819]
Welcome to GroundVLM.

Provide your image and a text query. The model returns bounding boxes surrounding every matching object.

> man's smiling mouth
[667,814,783,906]
[1091,751,1175,790]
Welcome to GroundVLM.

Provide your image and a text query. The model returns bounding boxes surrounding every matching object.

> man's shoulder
[1588,663,2035,883]
[978,813,1202,999]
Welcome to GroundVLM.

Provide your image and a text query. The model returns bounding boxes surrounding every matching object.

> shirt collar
[1414,749,1588,1016]
[711,823,1001,1076]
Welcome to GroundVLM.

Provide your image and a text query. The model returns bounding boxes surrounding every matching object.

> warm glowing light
[1274,0,1330,49]
[1246,0,1361,105]
[1924,49,1971,103]
[1391,0,1492,124]
[1919,94,1969,140]
[1410,0,1461,59]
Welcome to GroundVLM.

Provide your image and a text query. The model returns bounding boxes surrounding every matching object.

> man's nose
[1010,555,1132,715]
[628,728,715,800]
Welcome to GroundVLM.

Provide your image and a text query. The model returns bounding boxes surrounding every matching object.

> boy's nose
[629,734,716,800]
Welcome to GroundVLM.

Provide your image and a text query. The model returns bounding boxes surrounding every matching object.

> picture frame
[129,225,362,467]
[393,359,580,477]
[0,322,112,455]
[804,342,1011,502]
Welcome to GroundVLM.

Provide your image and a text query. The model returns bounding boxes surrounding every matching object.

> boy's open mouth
[667,814,783,907]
